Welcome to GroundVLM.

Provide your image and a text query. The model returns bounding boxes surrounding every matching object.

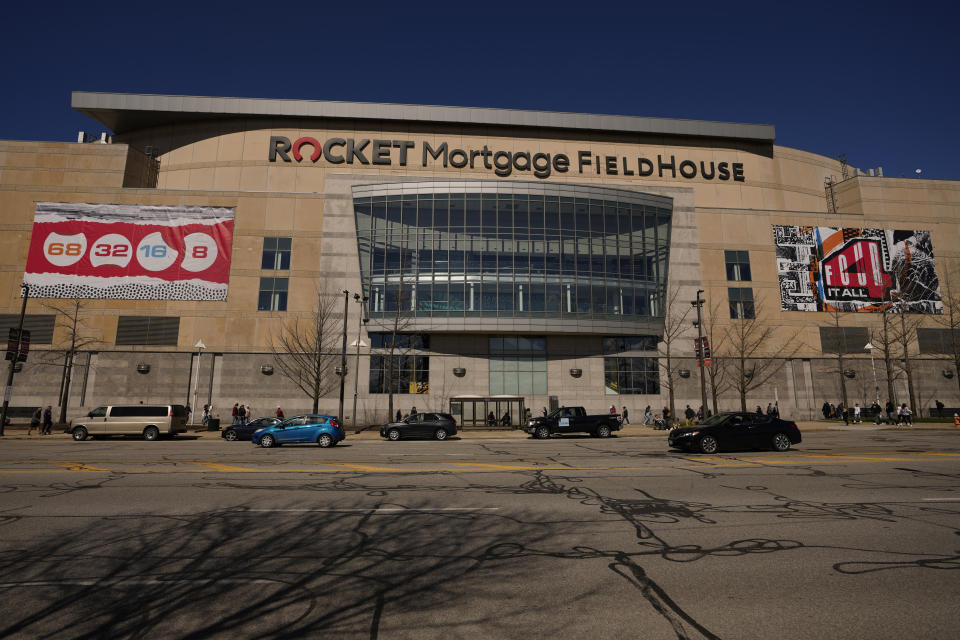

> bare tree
[723,297,800,411]
[657,284,692,421]
[703,299,731,415]
[869,305,898,407]
[269,288,342,413]
[933,268,960,398]
[891,307,921,414]
[39,299,100,423]
[371,286,416,422]
[826,305,851,410]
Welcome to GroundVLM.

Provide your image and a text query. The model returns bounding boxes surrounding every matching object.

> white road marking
[921,498,960,502]
[0,578,277,588]
[244,507,500,513]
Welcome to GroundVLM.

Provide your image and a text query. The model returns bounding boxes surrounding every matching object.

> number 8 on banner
[182,233,219,272]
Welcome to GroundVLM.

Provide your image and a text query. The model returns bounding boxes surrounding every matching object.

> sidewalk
[1,420,955,440]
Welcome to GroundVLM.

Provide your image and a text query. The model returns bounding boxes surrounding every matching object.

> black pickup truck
[524,406,623,439]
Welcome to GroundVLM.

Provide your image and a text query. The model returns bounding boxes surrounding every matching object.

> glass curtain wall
[354,183,671,321]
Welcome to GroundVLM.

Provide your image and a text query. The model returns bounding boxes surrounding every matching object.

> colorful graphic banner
[773,225,941,313]
[25,202,234,300]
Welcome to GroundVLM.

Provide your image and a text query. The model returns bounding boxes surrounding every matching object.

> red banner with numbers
[24,202,234,300]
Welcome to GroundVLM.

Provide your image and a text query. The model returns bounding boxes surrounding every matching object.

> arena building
[1,91,959,426]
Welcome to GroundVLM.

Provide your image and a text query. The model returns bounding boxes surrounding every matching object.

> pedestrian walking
[766,402,774,416]
[232,403,239,425]
[201,404,211,426]
[396,408,402,422]
[885,400,895,425]
[901,403,912,426]
[42,406,53,435]
[238,403,247,425]
[245,405,253,423]
[821,401,831,420]
[610,405,617,415]
[853,403,861,424]
[622,406,630,424]
[839,403,849,425]
[935,399,944,418]
[524,407,532,422]
[772,402,780,418]
[541,406,548,417]
[643,405,653,425]
[29,407,41,435]
[185,403,192,423]
[685,405,695,426]
[276,407,284,419]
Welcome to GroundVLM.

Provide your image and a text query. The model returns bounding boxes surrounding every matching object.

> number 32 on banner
[90,234,133,267]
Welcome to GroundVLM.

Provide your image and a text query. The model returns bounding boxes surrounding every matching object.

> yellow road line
[447,462,545,470]
[320,462,403,472]
[51,461,110,472]
[188,462,258,472]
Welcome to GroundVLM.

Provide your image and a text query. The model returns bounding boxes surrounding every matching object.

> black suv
[381,413,458,441]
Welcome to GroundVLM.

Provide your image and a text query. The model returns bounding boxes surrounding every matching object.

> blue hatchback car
[251,414,345,448]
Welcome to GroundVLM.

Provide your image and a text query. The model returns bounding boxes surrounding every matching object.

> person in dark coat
[396,409,402,422]
[29,407,41,435]
[42,406,53,435]
[822,402,831,420]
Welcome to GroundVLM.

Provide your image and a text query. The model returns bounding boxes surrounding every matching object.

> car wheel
[388,429,401,441]
[434,428,448,441]
[698,435,719,454]
[260,434,276,448]
[535,426,551,439]
[143,426,159,441]
[72,426,88,441]
[223,430,238,442]
[317,433,333,448]
[771,433,791,452]
[596,425,612,438]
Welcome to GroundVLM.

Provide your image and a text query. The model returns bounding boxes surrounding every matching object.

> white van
[70,405,189,441]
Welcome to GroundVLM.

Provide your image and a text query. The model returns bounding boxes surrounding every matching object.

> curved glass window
[353,182,671,321]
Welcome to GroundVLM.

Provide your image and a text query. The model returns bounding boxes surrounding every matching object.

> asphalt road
[0,431,958,639]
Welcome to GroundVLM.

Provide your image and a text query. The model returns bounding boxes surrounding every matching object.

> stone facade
[1,95,959,425]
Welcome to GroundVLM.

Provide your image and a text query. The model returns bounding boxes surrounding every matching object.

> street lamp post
[338,290,350,426]
[864,342,879,406]
[0,283,29,437]
[192,339,205,425]
[351,293,369,428]
[691,290,708,419]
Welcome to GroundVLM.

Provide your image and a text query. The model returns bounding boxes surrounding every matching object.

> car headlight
[254,428,264,434]
[684,430,700,437]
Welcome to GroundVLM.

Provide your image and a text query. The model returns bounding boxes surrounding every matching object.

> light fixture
[843,369,856,379]
[943,369,954,379]
[260,364,274,376]
[569,368,583,378]
[452,367,466,377]
[678,369,691,378]
[136,363,150,374]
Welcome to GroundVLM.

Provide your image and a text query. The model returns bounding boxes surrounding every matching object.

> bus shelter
[450,396,526,429]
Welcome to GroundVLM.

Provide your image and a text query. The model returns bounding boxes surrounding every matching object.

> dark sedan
[380,412,458,441]
[221,417,281,441]
[668,412,802,454]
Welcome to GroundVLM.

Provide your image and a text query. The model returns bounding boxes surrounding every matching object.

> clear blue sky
[2,1,956,180]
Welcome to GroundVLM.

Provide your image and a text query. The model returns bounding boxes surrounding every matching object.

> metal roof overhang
[71,91,776,144]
